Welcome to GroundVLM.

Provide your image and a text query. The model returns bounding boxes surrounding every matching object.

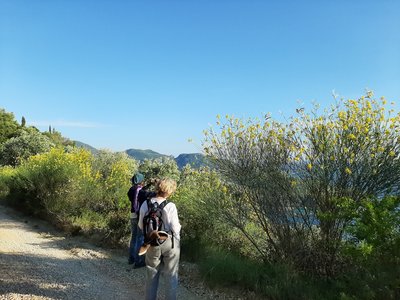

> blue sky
[1,1,399,156]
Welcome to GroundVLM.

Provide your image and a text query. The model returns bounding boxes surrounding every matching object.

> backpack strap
[159,200,175,249]
[158,200,169,210]
[146,199,169,209]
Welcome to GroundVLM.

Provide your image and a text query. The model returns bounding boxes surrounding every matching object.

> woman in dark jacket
[127,173,155,268]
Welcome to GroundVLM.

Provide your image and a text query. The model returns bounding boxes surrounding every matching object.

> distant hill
[126,149,208,169]
[74,141,98,154]
[175,153,208,169]
[74,143,207,169]
[125,148,168,161]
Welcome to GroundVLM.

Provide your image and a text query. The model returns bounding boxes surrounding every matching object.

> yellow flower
[389,151,395,157]
[347,133,356,140]
[307,163,312,170]
[345,167,352,175]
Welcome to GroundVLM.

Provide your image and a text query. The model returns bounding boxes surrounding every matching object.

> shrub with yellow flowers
[202,92,400,278]
[3,147,139,245]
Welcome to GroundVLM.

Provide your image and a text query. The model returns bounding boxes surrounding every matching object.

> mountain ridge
[74,141,206,169]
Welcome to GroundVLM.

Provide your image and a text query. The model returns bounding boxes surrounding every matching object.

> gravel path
[0,206,205,300]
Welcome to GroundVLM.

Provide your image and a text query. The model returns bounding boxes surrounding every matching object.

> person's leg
[145,245,162,300]
[128,218,138,264]
[160,238,180,300]
[134,228,145,267]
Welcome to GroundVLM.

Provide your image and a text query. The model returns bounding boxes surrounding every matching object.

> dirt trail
[0,205,206,300]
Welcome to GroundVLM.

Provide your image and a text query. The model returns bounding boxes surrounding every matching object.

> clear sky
[1,1,399,156]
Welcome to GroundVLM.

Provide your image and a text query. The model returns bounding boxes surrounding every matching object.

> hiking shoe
[138,244,150,256]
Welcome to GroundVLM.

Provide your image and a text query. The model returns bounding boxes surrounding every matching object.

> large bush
[5,148,92,216]
[91,149,138,212]
[203,93,400,278]
[0,166,15,200]
[0,128,55,166]
[340,196,400,298]
[0,108,20,144]
[139,157,180,182]
[3,147,138,244]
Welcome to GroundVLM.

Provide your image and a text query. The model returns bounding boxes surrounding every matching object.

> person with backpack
[127,172,155,268]
[138,178,181,300]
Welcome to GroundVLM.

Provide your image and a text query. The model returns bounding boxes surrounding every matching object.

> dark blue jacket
[128,185,155,214]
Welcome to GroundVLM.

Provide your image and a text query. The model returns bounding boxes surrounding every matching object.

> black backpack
[143,199,170,245]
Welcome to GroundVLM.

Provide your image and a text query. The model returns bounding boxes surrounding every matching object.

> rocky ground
[0,205,254,300]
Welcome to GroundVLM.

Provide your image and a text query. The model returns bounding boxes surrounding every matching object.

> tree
[0,108,20,144]
[203,92,400,276]
[138,157,180,183]
[0,128,54,166]
[42,129,74,147]
[91,149,138,181]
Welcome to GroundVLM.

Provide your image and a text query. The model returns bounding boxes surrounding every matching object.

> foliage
[92,149,138,181]
[0,108,20,144]
[198,247,349,300]
[0,128,55,166]
[0,166,15,200]
[1,147,137,244]
[340,196,400,299]
[202,93,400,277]
[4,148,92,215]
[172,166,224,259]
[91,149,138,210]
[42,128,75,148]
[139,157,180,182]
[172,166,262,263]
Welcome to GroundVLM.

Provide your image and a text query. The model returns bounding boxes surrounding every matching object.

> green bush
[4,148,89,216]
[0,166,15,201]
[172,166,235,260]
[202,94,400,278]
[198,247,349,300]
[340,196,400,299]
[139,157,180,182]
[0,128,54,166]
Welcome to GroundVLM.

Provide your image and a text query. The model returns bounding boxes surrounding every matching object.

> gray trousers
[145,237,180,300]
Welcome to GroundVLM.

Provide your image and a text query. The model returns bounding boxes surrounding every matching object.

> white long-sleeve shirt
[138,198,181,240]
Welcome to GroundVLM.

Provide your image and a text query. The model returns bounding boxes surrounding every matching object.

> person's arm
[138,201,148,230]
[127,187,134,202]
[169,204,181,239]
